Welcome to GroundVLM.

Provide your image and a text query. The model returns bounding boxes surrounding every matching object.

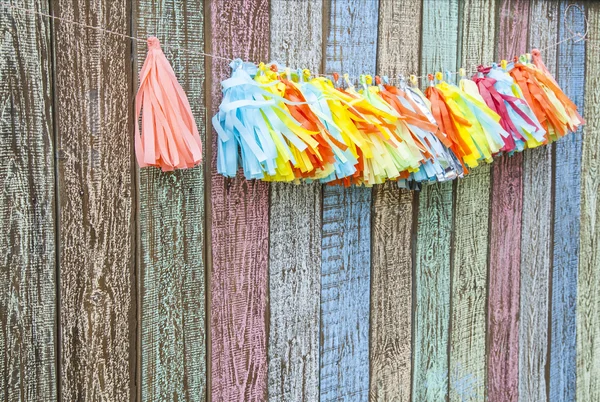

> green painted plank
[577,3,600,400]
[135,1,206,400]
[413,1,458,400]
[53,0,136,399]
[267,4,323,400]
[519,2,559,401]
[369,0,421,400]
[0,1,56,400]
[448,1,495,400]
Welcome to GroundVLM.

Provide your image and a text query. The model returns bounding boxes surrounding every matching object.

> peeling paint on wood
[268,1,323,400]
[369,1,421,400]
[320,2,377,400]
[135,1,206,400]
[577,3,600,401]
[0,1,56,400]
[208,0,270,401]
[448,1,495,400]
[53,0,136,399]
[487,1,529,400]
[550,2,585,401]
[517,2,559,401]
[413,1,458,400]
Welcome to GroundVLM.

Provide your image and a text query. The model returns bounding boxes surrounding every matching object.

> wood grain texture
[320,3,378,400]
[550,2,585,401]
[487,1,529,401]
[53,0,136,400]
[268,2,323,400]
[577,3,600,400]
[517,2,559,401]
[448,1,495,400]
[135,1,206,400]
[413,1,458,400]
[369,1,421,400]
[369,184,414,402]
[208,1,270,401]
[0,1,56,400]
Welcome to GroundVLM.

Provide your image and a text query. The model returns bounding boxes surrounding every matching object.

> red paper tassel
[135,37,202,171]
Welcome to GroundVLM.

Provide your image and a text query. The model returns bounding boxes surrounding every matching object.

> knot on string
[531,48,541,57]
[147,36,161,50]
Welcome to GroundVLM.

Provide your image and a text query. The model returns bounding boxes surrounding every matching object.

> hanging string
[0,1,233,62]
[0,0,588,83]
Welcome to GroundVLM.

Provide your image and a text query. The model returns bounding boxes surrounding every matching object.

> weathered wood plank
[208,1,270,401]
[550,2,585,401]
[413,1,458,400]
[135,1,206,401]
[448,1,495,400]
[268,2,323,400]
[487,1,529,401]
[53,0,136,399]
[517,2,559,401]
[577,3,600,400]
[320,3,377,400]
[369,1,421,400]
[0,2,56,400]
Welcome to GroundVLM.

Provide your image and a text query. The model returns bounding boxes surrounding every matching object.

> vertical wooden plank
[135,1,206,401]
[369,1,421,400]
[487,1,529,401]
[53,0,136,399]
[551,2,585,401]
[517,2,559,401]
[0,2,56,400]
[208,1,270,401]
[413,1,458,400]
[320,2,377,400]
[577,2,600,400]
[448,1,495,400]
[268,1,322,400]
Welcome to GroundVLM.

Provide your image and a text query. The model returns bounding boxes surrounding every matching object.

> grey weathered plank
[551,2,585,401]
[53,0,136,399]
[208,0,271,400]
[0,1,56,400]
[448,1,495,400]
[135,1,206,400]
[369,1,421,400]
[268,2,323,400]
[413,1,458,400]
[518,2,559,401]
[319,1,378,400]
[577,2,600,400]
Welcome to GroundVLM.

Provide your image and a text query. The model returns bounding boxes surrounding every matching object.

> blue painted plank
[551,2,586,400]
[320,1,378,400]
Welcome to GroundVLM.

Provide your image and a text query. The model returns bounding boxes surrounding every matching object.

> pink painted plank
[208,1,270,401]
[487,1,530,401]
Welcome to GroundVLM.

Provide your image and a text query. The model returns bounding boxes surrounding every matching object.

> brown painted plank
[0,1,56,400]
[268,1,323,400]
[135,1,206,401]
[53,0,136,400]
[518,2,559,401]
[369,1,421,400]
[207,0,270,401]
[578,2,600,400]
[448,1,495,400]
[413,1,458,400]
[487,1,529,401]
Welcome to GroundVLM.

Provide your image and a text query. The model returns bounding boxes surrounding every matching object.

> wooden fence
[1,0,599,400]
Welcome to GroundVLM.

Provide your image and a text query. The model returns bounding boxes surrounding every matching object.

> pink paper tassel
[135,37,202,171]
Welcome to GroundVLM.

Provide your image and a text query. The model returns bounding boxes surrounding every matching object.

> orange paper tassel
[135,37,202,171]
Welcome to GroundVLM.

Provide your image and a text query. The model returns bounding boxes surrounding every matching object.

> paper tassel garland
[213,51,584,186]
[135,37,202,171]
